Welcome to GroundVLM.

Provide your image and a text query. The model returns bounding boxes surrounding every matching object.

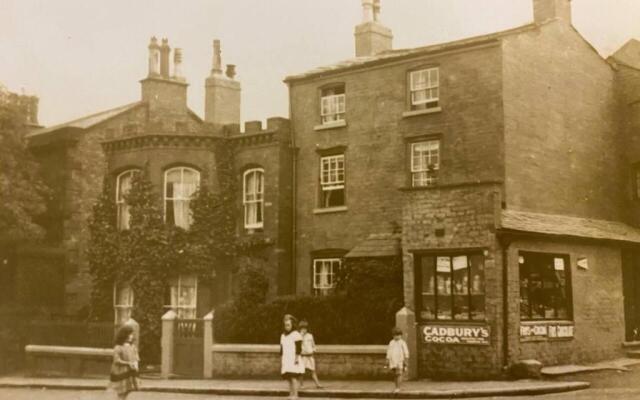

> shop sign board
[422,324,490,345]
[520,323,574,342]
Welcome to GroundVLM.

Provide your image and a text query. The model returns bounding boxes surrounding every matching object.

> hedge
[214,257,403,345]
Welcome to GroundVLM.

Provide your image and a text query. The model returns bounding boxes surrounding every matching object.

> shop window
[519,252,572,321]
[116,169,139,230]
[114,283,134,325]
[409,67,439,110]
[416,253,485,321]
[243,168,264,229]
[320,85,346,125]
[410,140,440,187]
[313,258,341,296]
[164,167,200,230]
[165,275,198,319]
[319,154,345,208]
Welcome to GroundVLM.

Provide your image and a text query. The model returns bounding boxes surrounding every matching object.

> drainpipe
[287,81,297,295]
[499,234,511,372]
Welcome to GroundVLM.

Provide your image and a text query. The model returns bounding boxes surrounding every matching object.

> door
[622,249,640,341]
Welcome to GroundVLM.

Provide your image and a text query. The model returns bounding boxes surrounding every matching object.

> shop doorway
[622,249,640,341]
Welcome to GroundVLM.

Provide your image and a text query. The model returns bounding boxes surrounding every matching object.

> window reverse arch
[116,169,140,230]
[164,166,200,229]
[243,168,265,229]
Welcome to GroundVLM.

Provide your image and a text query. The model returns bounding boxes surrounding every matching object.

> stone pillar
[161,310,176,379]
[396,307,418,380]
[203,311,214,379]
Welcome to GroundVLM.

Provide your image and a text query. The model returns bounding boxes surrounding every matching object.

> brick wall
[502,21,625,222]
[289,43,505,294]
[506,239,625,366]
[402,184,503,379]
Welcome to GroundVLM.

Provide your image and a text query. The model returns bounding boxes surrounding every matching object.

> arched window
[243,168,264,229]
[116,169,139,230]
[164,167,200,229]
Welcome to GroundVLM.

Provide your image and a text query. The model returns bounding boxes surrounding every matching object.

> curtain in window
[244,169,264,228]
[114,284,134,325]
[165,168,199,229]
[116,170,137,230]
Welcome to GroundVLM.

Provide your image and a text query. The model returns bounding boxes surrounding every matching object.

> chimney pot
[212,39,223,75]
[160,38,171,78]
[173,48,184,81]
[362,0,374,22]
[225,64,237,79]
[147,36,161,77]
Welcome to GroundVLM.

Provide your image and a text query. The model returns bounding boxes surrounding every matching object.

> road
[1,366,639,400]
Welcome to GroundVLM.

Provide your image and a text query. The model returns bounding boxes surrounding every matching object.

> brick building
[285,0,640,379]
[12,0,640,379]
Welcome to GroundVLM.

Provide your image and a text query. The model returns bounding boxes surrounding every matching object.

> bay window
[116,170,139,230]
[416,253,485,321]
[243,168,264,229]
[320,154,345,208]
[164,167,200,230]
[519,252,572,321]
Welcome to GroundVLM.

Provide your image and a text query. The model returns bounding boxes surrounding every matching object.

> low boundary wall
[25,345,112,378]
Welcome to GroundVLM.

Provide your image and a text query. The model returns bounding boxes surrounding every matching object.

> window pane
[469,254,486,320]
[436,256,452,320]
[519,252,571,321]
[420,256,436,320]
[452,255,469,320]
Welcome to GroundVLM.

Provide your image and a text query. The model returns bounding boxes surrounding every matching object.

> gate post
[161,310,177,379]
[396,307,418,380]
[203,311,214,378]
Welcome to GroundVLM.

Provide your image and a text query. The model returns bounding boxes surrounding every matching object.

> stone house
[7,0,640,379]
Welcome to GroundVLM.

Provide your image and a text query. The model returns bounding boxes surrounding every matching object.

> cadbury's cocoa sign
[422,325,490,345]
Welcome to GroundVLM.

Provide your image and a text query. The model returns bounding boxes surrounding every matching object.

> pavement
[0,375,590,399]
[541,357,640,376]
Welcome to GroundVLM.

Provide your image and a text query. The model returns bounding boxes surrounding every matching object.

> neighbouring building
[12,0,640,379]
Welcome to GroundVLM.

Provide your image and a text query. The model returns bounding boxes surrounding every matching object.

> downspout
[287,81,297,295]
[499,234,511,373]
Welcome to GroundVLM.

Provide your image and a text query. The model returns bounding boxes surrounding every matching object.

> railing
[28,320,115,348]
[175,319,204,339]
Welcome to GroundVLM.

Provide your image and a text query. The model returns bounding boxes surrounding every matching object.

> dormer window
[410,68,439,111]
[320,85,346,125]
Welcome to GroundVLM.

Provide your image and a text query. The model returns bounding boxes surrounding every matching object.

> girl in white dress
[280,314,305,399]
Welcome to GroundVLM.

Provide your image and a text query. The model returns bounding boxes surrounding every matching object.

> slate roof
[27,101,144,137]
[284,23,537,82]
[345,233,401,258]
[500,210,640,244]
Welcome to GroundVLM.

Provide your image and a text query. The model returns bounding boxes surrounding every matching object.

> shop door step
[627,350,640,359]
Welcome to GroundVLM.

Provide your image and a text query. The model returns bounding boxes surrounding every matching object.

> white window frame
[313,258,342,296]
[243,168,265,229]
[163,166,200,230]
[410,67,440,109]
[411,140,440,187]
[320,86,346,125]
[113,283,134,325]
[115,170,139,231]
[319,154,345,208]
[164,275,198,320]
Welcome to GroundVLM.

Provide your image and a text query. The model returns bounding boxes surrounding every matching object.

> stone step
[623,341,640,350]
[626,350,640,359]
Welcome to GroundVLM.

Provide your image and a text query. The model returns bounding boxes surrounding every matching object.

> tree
[0,101,49,244]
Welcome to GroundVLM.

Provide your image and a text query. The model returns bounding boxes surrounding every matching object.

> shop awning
[345,233,401,259]
[500,210,640,244]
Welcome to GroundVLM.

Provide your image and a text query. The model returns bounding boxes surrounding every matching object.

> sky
[1,0,639,127]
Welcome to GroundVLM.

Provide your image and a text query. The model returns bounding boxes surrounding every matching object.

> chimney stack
[173,48,184,81]
[533,0,572,24]
[148,37,161,77]
[205,39,241,127]
[160,38,171,78]
[355,0,392,57]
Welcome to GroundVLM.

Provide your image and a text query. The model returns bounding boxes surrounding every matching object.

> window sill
[314,120,347,131]
[313,206,348,215]
[402,107,442,118]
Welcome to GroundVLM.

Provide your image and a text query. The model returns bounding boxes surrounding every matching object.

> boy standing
[386,327,409,393]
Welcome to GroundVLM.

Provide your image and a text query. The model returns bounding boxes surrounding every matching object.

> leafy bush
[214,257,403,345]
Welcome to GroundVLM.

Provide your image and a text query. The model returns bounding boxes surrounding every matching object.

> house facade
[10,0,640,379]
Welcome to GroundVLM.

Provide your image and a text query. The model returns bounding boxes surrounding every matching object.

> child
[280,314,305,399]
[386,327,409,393]
[298,320,322,389]
[110,325,140,400]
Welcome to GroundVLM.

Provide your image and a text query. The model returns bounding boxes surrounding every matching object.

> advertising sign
[520,323,574,342]
[422,325,490,345]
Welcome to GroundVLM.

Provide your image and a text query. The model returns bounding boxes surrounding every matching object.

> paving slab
[541,358,640,376]
[0,376,590,399]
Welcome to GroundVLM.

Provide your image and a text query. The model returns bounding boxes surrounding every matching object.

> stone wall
[25,345,112,378]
